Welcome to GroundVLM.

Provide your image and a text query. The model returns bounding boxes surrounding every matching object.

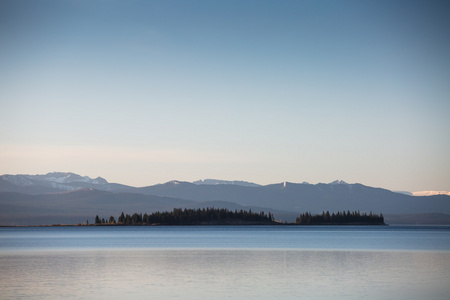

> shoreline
[0,222,388,227]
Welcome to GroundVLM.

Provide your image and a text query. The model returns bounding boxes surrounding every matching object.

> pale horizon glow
[1,0,449,192]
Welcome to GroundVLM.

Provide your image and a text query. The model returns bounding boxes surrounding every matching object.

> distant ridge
[412,191,450,196]
[329,180,348,185]
[2,172,107,186]
[395,190,450,197]
[0,172,132,194]
[1,172,449,225]
[193,179,261,187]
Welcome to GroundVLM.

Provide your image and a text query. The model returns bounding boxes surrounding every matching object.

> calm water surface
[1,226,449,299]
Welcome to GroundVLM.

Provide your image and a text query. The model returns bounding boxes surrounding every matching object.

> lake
[1,225,449,299]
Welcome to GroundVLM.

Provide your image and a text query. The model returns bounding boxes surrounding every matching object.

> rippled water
[1,226,449,299]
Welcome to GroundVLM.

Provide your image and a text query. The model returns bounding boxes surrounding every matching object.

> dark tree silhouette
[96,208,276,226]
[295,210,384,225]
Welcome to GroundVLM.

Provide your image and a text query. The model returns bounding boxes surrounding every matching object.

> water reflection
[1,249,449,300]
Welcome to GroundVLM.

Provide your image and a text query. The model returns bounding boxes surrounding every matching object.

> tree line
[93,208,385,226]
[94,208,275,225]
[295,210,385,225]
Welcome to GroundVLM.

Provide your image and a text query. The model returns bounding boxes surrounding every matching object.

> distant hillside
[0,172,135,194]
[1,173,449,225]
[138,180,450,215]
[385,213,450,225]
[0,189,283,226]
[0,190,195,225]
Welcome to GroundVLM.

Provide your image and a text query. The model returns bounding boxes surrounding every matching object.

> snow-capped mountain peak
[1,174,34,186]
[193,179,260,187]
[412,191,450,196]
[36,172,108,185]
[0,172,108,192]
[329,180,348,185]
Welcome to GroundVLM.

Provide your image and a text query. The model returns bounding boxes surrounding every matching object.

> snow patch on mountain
[36,172,108,184]
[1,175,34,186]
[412,191,450,196]
[329,180,348,185]
[1,172,108,189]
[394,191,413,196]
[193,179,260,187]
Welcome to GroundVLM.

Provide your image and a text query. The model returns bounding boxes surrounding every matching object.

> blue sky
[1,0,449,191]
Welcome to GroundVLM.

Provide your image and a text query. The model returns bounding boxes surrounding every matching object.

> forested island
[94,208,275,225]
[295,211,385,225]
[91,208,385,226]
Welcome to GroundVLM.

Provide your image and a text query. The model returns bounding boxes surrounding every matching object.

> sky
[1,0,449,192]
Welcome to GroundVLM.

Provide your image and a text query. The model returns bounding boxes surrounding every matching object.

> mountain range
[1,172,449,225]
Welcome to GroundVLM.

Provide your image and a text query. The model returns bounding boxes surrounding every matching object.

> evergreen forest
[93,208,385,226]
[295,210,385,225]
[94,208,275,225]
